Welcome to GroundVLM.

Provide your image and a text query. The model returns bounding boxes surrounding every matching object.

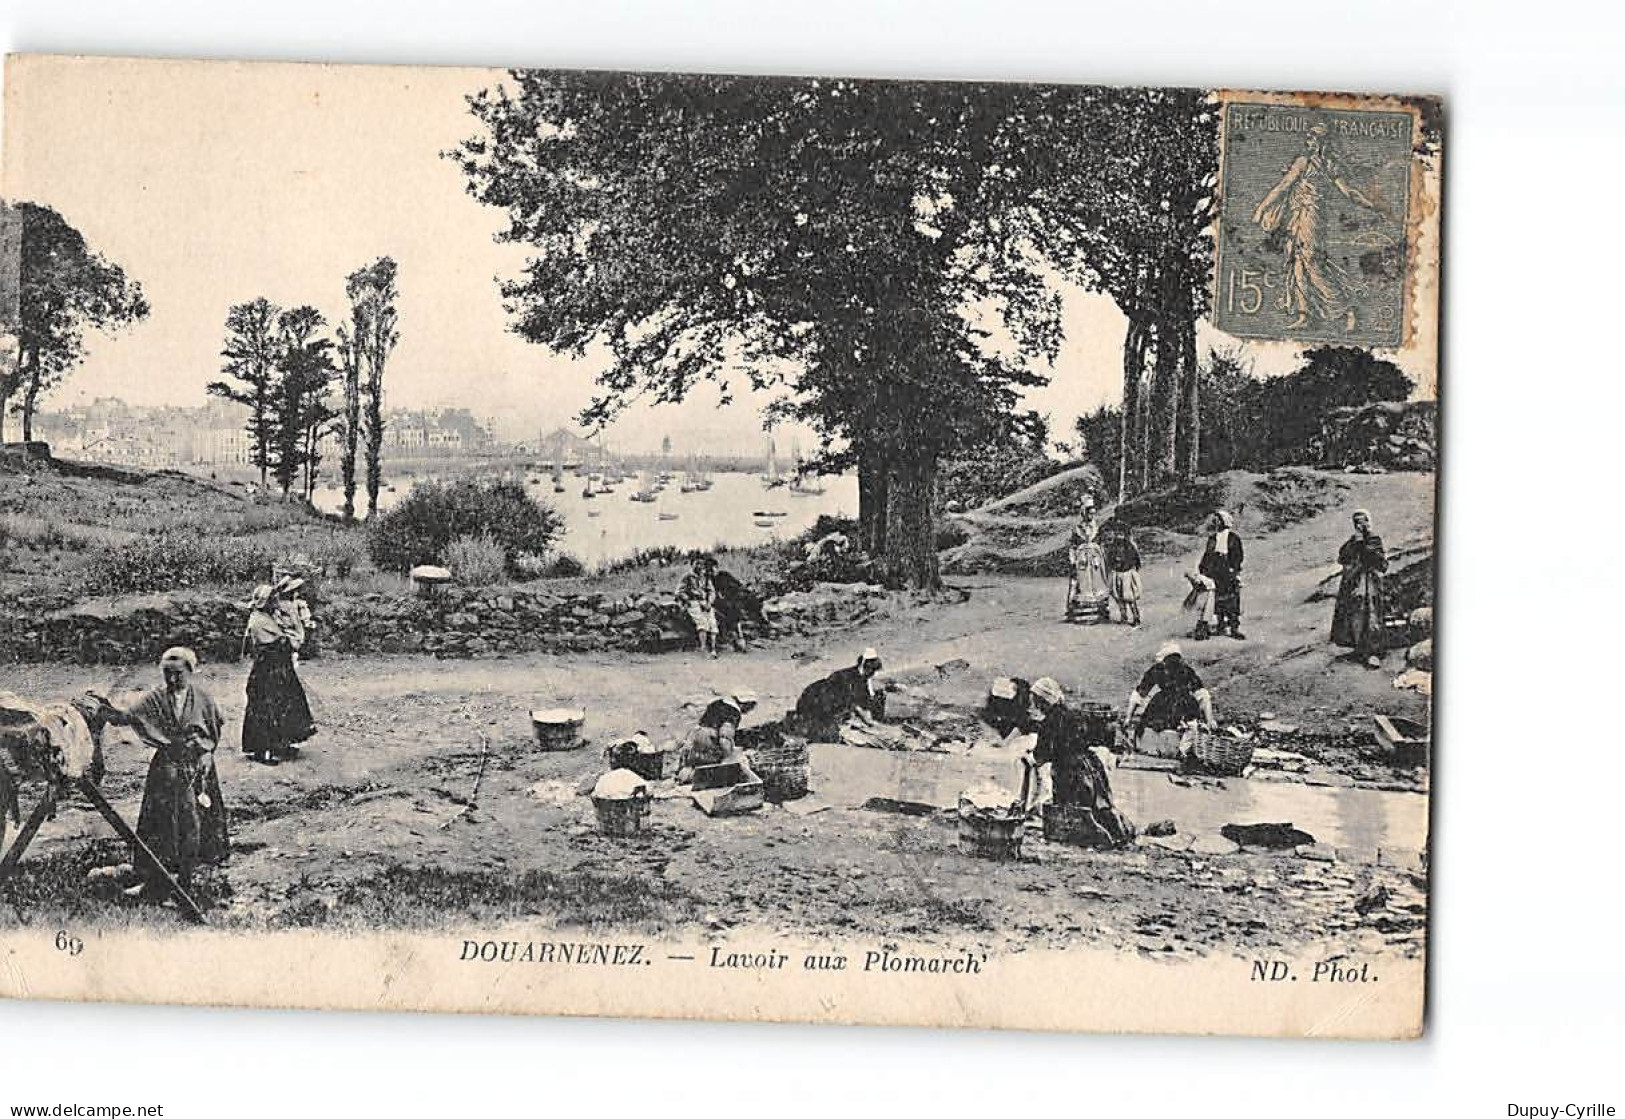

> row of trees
[1074,345,1413,480]
[207,257,400,516]
[450,75,1220,587]
[0,202,149,443]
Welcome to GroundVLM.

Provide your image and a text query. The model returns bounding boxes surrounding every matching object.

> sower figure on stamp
[1190,510,1245,640]
[88,647,230,904]
[1252,122,1393,333]
[1331,508,1389,669]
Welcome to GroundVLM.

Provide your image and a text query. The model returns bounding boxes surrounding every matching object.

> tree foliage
[2,202,149,442]
[208,297,281,488]
[450,72,1068,587]
[337,257,400,520]
[368,478,564,576]
[1074,345,1412,475]
[271,305,337,501]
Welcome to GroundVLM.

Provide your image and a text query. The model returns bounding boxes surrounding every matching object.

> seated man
[1021,677,1133,847]
[792,648,886,740]
[1123,642,1217,749]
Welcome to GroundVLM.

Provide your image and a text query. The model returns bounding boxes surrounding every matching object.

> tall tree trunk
[363,364,384,519]
[1149,309,1180,488]
[1176,310,1200,479]
[882,450,941,591]
[1119,318,1147,500]
[20,355,41,442]
[857,440,890,556]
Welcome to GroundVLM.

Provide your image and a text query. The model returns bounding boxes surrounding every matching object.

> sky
[1,56,1436,455]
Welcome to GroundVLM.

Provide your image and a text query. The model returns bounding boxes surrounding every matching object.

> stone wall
[0,581,899,666]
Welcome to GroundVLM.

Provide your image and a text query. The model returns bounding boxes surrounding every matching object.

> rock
[1144,819,1178,837]
[1355,885,1391,915]
[1406,638,1433,671]
[1221,822,1316,849]
[1188,834,1241,856]
[1408,607,1433,638]
[1296,843,1338,862]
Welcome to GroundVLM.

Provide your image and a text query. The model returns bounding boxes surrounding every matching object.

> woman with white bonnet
[1066,495,1111,620]
[89,647,229,902]
[241,577,317,765]
[1123,642,1216,748]
[1193,509,1245,640]
[1331,507,1389,668]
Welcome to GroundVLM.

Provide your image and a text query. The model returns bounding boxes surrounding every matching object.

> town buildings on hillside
[34,399,502,469]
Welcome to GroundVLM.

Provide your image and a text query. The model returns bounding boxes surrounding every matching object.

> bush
[442,532,508,586]
[939,444,1070,513]
[306,533,368,579]
[367,479,564,576]
[539,553,586,579]
[82,530,273,594]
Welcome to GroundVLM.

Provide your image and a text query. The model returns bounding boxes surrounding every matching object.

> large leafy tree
[2,202,148,442]
[208,297,281,489]
[270,304,336,501]
[1023,86,1219,499]
[450,71,1059,587]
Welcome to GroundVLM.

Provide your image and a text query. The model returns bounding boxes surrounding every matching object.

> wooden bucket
[956,812,1025,861]
[592,795,650,837]
[531,708,586,751]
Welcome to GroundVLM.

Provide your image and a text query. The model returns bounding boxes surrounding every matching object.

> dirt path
[1,471,1430,959]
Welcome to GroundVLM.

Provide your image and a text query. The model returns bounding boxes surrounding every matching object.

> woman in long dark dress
[241,580,316,765]
[1331,508,1389,668]
[91,647,229,900]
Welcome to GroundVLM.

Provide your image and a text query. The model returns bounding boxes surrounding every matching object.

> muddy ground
[0,471,1431,962]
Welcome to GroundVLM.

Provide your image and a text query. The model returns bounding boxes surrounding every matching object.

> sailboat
[630,470,658,502]
[552,461,566,493]
[762,439,786,488]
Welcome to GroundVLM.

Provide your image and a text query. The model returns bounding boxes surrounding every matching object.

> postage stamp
[1215,100,1416,348]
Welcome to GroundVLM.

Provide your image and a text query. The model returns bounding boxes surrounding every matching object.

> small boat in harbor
[752,510,788,518]
[658,512,679,521]
[753,518,777,528]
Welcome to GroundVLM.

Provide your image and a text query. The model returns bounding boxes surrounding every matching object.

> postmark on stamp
[1215,100,1416,348]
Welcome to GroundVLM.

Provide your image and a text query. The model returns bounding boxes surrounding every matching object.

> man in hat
[1124,642,1216,747]
[89,647,230,902]
[792,648,886,740]
[1193,510,1245,640]
[1020,677,1133,846]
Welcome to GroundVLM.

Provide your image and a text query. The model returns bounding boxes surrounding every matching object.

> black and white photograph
[0,56,1440,1038]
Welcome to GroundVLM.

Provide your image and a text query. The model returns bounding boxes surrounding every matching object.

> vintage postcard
[0,55,1439,1038]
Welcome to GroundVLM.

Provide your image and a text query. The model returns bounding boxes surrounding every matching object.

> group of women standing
[1068,494,1393,667]
[87,574,319,904]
